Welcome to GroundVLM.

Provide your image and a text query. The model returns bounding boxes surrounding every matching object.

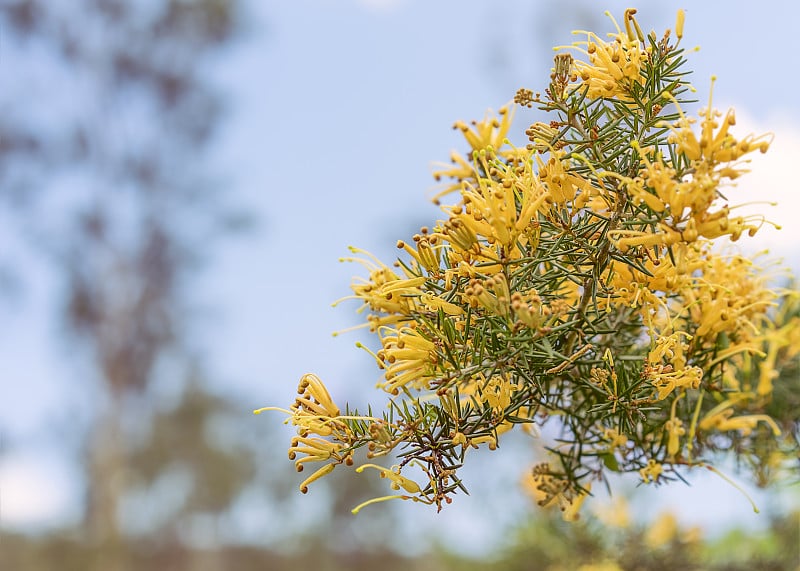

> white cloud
[0,452,76,531]
[717,106,800,270]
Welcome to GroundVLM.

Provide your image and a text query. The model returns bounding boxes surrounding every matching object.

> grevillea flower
[259,7,797,520]
[564,9,648,100]
[378,326,439,394]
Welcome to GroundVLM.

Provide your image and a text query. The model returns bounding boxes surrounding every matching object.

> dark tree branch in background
[0,1,249,569]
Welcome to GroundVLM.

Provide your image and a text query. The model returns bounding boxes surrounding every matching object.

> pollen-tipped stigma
[356,463,422,494]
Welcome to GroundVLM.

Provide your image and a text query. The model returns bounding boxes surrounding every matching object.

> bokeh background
[1,1,798,569]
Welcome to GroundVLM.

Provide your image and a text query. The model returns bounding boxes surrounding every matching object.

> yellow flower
[431,106,514,203]
[356,463,422,494]
[644,331,703,400]
[337,247,424,325]
[453,105,513,155]
[592,496,631,529]
[525,462,565,508]
[699,404,781,437]
[288,435,341,464]
[297,464,336,495]
[647,366,703,401]
[287,374,348,439]
[667,91,771,166]
[564,9,647,100]
[675,9,685,40]
[525,462,590,521]
[611,100,775,251]
[511,289,544,329]
[561,483,591,522]
[465,274,512,317]
[680,252,777,342]
[397,234,441,275]
[536,150,593,205]
[379,326,439,394]
[603,427,628,450]
[477,373,517,412]
[436,216,480,254]
[267,374,357,493]
[757,316,800,396]
[451,431,468,447]
[664,417,685,457]
[639,459,663,483]
[453,149,549,252]
[467,433,498,450]
[524,121,560,152]
[648,333,692,369]
[645,511,678,548]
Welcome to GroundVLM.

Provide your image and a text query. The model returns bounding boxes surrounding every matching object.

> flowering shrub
[257,9,800,518]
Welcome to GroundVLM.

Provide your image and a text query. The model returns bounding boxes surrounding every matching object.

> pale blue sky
[2,0,799,551]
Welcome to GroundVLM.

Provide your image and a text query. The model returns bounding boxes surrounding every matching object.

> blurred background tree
[0,1,255,569]
[0,1,399,568]
[0,1,797,570]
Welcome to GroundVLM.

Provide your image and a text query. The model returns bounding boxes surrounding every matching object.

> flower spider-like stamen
[355,463,422,494]
[452,106,513,155]
[297,373,340,418]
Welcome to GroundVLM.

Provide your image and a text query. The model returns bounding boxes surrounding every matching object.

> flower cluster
[567,8,649,100]
[267,374,357,493]
[259,9,800,518]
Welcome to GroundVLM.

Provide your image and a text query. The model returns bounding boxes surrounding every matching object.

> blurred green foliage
[3,508,797,570]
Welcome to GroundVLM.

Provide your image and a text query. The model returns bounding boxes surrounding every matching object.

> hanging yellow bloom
[257,374,358,493]
[664,418,685,457]
[699,404,781,437]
